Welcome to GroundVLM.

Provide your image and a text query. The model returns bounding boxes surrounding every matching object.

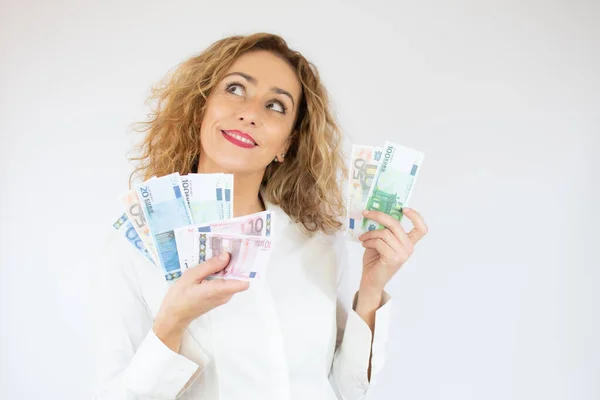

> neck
[196,156,265,218]
[231,176,265,217]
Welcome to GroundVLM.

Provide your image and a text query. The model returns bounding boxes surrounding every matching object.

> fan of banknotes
[112,173,274,282]
[111,141,423,283]
[346,141,424,239]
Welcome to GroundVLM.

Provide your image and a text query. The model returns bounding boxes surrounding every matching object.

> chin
[201,131,263,171]
[201,149,261,174]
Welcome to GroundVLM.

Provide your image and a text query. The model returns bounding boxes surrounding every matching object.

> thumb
[186,252,230,282]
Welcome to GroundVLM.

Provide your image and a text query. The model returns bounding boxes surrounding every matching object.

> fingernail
[219,252,229,261]
[403,207,411,212]
[362,210,369,216]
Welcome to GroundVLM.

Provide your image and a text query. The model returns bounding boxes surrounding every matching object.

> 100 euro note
[359,141,424,234]
[181,174,232,224]
[112,213,155,264]
[174,210,273,270]
[136,173,194,281]
[119,189,159,264]
[197,233,273,280]
[218,174,234,219]
[346,145,382,239]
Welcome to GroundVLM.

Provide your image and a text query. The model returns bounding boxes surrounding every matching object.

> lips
[221,130,257,149]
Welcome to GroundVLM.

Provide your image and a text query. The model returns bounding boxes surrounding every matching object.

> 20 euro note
[136,173,194,281]
[174,210,273,270]
[119,189,159,264]
[197,233,273,280]
[181,173,232,224]
[346,145,382,239]
[112,213,155,264]
[359,141,424,234]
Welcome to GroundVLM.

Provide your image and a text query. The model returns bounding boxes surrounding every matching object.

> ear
[276,131,296,162]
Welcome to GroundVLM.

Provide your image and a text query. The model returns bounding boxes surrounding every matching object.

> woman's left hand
[358,208,428,292]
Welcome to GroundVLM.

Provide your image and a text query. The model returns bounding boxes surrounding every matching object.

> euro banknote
[346,145,382,239]
[197,233,273,280]
[181,173,233,223]
[174,210,273,269]
[219,174,234,219]
[112,213,155,264]
[136,173,194,281]
[119,189,159,264]
[359,141,424,234]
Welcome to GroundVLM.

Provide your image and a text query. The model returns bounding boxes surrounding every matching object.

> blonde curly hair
[130,33,347,235]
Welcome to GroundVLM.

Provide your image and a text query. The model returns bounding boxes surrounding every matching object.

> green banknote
[360,141,424,234]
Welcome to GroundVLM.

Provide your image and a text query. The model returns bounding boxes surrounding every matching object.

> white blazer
[91,198,392,400]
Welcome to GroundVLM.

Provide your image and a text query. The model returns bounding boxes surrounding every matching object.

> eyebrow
[223,72,296,108]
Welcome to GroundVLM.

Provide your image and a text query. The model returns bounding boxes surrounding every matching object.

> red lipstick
[221,130,257,149]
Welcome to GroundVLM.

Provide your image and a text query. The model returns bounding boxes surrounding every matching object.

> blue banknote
[112,213,155,264]
[136,173,194,281]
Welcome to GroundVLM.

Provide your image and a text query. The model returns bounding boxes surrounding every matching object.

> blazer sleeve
[90,231,209,399]
[329,233,392,400]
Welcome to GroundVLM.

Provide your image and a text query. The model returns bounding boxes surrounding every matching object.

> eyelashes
[225,81,245,96]
[224,81,288,115]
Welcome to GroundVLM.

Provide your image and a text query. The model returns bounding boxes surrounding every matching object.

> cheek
[203,98,228,124]
[263,118,294,148]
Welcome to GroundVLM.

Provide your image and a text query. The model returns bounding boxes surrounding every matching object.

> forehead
[225,50,302,98]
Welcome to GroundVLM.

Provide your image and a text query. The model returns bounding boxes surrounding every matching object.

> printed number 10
[247,217,264,235]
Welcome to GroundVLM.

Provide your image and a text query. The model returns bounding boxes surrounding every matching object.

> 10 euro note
[136,173,194,281]
[174,210,273,270]
[346,144,382,239]
[112,213,155,264]
[197,233,273,280]
[359,141,424,235]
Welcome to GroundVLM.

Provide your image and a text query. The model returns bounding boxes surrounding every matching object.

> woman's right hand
[152,252,249,352]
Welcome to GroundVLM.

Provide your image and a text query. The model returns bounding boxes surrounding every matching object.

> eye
[225,82,245,96]
[267,100,287,114]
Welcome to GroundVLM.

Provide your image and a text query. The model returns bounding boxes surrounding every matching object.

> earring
[273,154,285,163]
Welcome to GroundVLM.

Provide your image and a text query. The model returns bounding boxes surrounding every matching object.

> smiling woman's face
[198,50,302,174]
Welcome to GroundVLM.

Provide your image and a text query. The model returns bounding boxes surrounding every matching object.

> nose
[238,115,256,126]
[236,99,262,127]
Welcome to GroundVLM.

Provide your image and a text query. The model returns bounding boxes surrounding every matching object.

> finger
[183,252,231,283]
[362,238,396,260]
[363,237,411,269]
[358,228,403,253]
[402,208,429,244]
[361,210,411,248]
[202,277,250,296]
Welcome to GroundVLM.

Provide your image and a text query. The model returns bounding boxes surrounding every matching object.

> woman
[92,32,428,399]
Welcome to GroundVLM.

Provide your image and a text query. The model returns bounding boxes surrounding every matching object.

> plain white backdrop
[0,0,598,399]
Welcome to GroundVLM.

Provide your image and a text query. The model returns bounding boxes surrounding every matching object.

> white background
[1,0,598,399]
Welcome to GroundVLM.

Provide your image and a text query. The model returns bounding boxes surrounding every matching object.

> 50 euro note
[346,145,382,239]
[119,188,159,264]
[112,213,155,264]
[174,210,273,270]
[197,233,273,280]
[136,173,194,281]
[359,141,424,235]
